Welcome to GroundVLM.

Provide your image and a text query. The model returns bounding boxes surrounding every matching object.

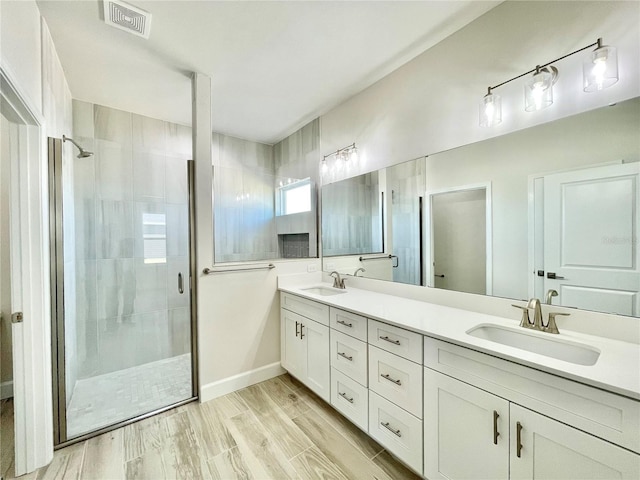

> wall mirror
[321,96,640,317]
[321,171,383,257]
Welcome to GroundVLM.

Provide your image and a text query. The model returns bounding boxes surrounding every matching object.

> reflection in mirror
[322,171,382,257]
[387,158,425,285]
[321,97,640,317]
[429,185,490,295]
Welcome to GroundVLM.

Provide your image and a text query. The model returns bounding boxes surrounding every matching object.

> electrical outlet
[325,262,336,271]
[307,264,318,273]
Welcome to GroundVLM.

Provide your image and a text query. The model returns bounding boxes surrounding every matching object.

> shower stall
[49,101,197,444]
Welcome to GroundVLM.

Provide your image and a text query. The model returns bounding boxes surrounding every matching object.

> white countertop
[279,281,640,400]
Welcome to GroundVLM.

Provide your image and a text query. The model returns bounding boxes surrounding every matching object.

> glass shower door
[51,103,196,443]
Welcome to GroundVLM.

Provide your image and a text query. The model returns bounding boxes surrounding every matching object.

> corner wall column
[191,73,212,400]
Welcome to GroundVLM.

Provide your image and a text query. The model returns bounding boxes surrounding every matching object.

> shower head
[63,135,94,158]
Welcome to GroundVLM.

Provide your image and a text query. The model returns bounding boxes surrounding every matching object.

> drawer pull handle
[493,410,500,445]
[295,321,300,338]
[338,392,354,404]
[380,373,402,386]
[380,422,402,437]
[337,352,353,362]
[516,421,523,458]
[337,319,353,328]
[300,324,305,339]
[379,335,401,346]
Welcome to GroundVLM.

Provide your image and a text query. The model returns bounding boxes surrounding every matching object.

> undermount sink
[301,286,347,296]
[466,324,601,366]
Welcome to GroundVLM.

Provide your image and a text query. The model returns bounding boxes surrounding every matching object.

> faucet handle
[545,312,570,334]
[511,304,532,328]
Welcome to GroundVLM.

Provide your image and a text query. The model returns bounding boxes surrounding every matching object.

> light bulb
[479,90,501,127]
[531,76,545,110]
[592,57,607,90]
[525,68,554,112]
[349,147,358,162]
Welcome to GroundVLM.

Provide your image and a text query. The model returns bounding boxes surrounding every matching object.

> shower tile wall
[274,118,320,258]
[322,172,382,256]
[211,119,320,263]
[73,100,192,379]
[212,133,279,262]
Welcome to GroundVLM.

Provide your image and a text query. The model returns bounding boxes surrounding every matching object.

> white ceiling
[37,1,500,144]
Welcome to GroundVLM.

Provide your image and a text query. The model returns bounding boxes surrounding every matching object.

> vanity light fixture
[479,37,618,127]
[323,143,358,166]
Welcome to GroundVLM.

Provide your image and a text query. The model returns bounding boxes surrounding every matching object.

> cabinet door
[424,368,509,480]
[510,404,640,480]
[281,309,305,380]
[302,318,330,402]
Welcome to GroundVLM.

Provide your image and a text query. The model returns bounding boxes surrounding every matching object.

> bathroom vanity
[278,282,640,479]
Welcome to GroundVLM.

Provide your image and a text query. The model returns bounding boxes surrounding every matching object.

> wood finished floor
[3,374,421,480]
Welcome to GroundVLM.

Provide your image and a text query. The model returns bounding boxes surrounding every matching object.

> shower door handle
[178,273,184,294]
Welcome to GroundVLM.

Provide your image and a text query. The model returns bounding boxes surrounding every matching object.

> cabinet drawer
[281,292,329,326]
[330,307,367,341]
[369,391,423,475]
[330,368,368,432]
[368,319,422,363]
[424,336,640,453]
[369,345,422,418]
[330,330,367,386]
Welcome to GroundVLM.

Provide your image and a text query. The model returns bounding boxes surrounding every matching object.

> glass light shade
[524,69,553,112]
[479,92,502,127]
[583,45,618,92]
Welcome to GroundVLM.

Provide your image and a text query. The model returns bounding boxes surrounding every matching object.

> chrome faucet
[546,289,558,305]
[527,298,544,330]
[354,267,366,277]
[330,271,346,289]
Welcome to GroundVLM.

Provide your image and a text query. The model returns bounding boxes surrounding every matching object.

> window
[277,177,311,216]
[142,213,166,264]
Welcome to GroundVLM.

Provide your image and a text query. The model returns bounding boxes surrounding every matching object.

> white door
[302,318,330,402]
[424,368,509,480]
[544,163,640,315]
[510,404,640,479]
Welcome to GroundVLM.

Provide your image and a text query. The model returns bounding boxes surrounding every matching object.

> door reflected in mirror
[321,97,640,317]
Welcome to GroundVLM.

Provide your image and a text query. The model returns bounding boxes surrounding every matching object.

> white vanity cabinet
[329,307,370,431]
[280,293,330,402]
[424,337,640,480]
[368,318,424,474]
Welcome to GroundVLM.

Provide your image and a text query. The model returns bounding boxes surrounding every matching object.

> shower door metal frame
[49,144,199,447]
[49,137,67,445]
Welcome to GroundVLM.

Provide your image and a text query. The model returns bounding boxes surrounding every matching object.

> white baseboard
[199,362,286,403]
[0,380,13,400]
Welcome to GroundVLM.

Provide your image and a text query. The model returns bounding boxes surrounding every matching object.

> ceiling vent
[103,0,152,39]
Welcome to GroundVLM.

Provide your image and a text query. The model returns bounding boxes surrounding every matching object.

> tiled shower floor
[67,353,192,438]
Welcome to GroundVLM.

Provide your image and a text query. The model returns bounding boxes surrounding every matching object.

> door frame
[425,182,493,295]
[1,66,54,474]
